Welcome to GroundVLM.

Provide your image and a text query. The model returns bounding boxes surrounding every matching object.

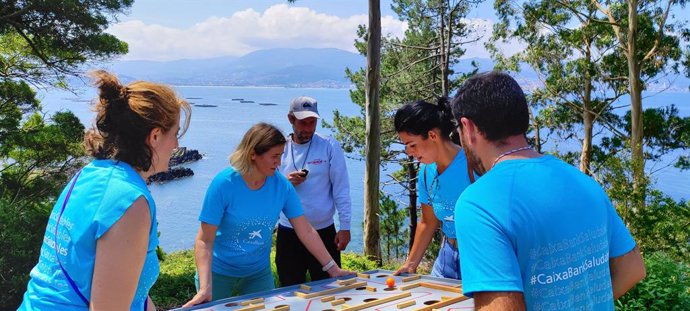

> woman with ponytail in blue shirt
[19,71,192,311]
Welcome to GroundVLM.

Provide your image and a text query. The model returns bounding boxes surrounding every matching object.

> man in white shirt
[275,96,352,286]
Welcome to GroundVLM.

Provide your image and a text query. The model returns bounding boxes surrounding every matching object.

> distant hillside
[85,49,688,91]
[98,48,365,88]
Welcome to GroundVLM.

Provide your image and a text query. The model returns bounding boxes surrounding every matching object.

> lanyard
[290,134,313,171]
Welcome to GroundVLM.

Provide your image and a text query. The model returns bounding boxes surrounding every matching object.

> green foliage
[0,0,131,85]
[379,193,409,262]
[0,198,51,309]
[616,252,690,310]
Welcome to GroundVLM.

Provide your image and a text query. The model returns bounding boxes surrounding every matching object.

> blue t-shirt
[455,155,636,310]
[417,150,473,238]
[20,159,159,311]
[199,167,303,277]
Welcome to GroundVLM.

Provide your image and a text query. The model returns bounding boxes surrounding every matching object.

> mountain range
[95,48,689,91]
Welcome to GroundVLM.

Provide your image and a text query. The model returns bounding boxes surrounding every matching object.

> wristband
[322,259,336,272]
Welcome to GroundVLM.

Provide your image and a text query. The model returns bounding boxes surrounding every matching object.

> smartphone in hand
[300,169,309,177]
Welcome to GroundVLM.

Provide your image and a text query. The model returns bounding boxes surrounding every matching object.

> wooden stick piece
[419,282,462,293]
[401,275,421,282]
[411,295,470,311]
[331,298,346,306]
[294,281,367,299]
[396,299,416,309]
[273,306,290,311]
[337,278,357,286]
[240,297,265,306]
[300,284,311,291]
[236,303,265,311]
[357,273,371,279]
[340,292,412,311]
[366,286,377,292]
[399,282,421,291]
[321,295,336,302]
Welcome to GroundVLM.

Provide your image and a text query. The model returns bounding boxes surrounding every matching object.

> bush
[616,252,690,310]
[0,199,51,311]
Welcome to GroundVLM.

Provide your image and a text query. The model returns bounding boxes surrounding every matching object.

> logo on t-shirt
[307,159,325,165]
[248,230,262,239]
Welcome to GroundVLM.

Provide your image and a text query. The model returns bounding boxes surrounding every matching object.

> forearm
[194,238,214,291]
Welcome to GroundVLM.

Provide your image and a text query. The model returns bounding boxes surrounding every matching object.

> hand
[327,265,355,278]
[182,288,212,308]
[393,261,418,276]
[334,230,351,251]
[286,170,307,186]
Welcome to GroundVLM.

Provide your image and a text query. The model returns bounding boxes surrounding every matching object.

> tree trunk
[627,0,645,203]
[439,1,449,98]
[363,0,382,262]
[406,157,418,251]
[580,44,594,175]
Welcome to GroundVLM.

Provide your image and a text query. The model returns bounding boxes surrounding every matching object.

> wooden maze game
[177,270,474,311]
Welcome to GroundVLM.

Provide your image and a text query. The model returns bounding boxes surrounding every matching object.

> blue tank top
[19,159,160,310]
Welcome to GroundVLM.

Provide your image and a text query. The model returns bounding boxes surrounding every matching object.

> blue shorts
[195,266,275,301]
[430,238,461,280]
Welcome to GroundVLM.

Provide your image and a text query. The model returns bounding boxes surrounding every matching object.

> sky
[106,0,498,61]
[105,1,689,62]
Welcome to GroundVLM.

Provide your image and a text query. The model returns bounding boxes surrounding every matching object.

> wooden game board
[175,270,474,311]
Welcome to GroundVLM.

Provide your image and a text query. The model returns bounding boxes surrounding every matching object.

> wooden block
[410,295,470,311]
[396,299,416,309]
[399,282,421,291]
[273,306,290,311]
[357,273,371,279]
[441,296,453,301]
[419,282,462,293]
[331,298,346,306]
[294,281,367,299]
[236,303,264,311]
[300,284,311,291]
[337,278,357,286]
[321,295,335,302]
[341,304,351,309]
[365,286,377,292]
[240,297,264,306]
[341,292,412,311]
[401,275,421,282]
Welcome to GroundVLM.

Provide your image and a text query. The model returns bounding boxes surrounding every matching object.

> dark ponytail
[394,99,458,144]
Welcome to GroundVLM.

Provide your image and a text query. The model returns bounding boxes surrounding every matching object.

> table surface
[175,270,475,311]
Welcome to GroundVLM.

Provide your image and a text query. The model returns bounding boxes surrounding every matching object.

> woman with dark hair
[183,123,352,307]
[20,70,192,310]
[392,99,474,280]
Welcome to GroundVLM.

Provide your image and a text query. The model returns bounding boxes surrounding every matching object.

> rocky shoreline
[147,147,202,184]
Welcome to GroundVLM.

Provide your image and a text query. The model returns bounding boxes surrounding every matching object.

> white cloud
[457,18,525,59]
[107,4,408,61]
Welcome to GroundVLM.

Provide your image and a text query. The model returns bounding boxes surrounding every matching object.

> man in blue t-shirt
[449,71,646,310]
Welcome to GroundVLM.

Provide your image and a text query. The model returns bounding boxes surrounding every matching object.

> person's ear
[460,117,478,145]
[147,128,163,148]
[428,129,439,141]
[250,150,256,161]
[288,114,296,125]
